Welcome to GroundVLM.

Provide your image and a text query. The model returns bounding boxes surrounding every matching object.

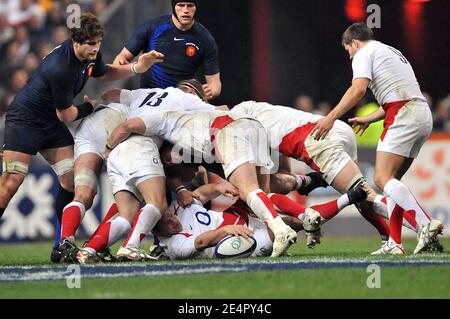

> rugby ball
[214,235,257,258]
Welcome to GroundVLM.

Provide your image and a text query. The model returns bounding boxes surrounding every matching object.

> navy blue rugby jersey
[7,39,107,125]
[125,15,219,88]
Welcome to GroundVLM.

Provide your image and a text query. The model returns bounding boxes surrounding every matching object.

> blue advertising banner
[0,167,114,242]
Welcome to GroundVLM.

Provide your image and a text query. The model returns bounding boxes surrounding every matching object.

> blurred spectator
[294,94,314,112]
[44,1,66,31]
[27,5,48,47]
[8,0,45,27]
[316,101,331,116]
[22,51,39,73]
[34,41,52,59]
[92,0,108,16]
[51,24,69,45]
[13,25,31,59]
[0,42,22,86]
[0,13,14,50]
[433,96,450,131]
[9,68,29,93]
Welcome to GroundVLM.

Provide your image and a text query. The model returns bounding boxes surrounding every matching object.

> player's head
[172,0,197,27]
[341,22,375,59]
[70,13,105,61]
[176,79,206,101]
[153,208,183,237]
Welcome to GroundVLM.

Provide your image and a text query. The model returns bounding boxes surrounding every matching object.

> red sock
[389,204,404,244]
[403,210,418,230]
[91,203,118,238]
[357,202,390,239]
[311,200,339,220]
[85,222,112,252]
[61,203,85,239]
[269,193,306,218]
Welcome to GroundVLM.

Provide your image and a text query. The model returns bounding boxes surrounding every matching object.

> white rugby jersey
[351,40,425,105]
[159,199,224,259]
[231,101,322,148]
[120,87,214,118]
[102,102,131,116]
[138,110,253,161]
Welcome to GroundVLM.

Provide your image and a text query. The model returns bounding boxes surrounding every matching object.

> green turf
[0,237,449,298]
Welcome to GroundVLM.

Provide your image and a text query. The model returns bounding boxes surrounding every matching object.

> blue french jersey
[125,15,219,89]
[7,39,107,127]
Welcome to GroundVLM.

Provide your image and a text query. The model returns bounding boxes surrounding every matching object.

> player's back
[353,41,425,105]
[232,101,322,147]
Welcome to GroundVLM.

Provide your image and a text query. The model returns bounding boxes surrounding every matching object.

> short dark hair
[342,22,375,46]
[70,13,105,44]
[176,79,206,101]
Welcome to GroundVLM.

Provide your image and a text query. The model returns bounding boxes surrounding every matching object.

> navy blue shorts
[3,119,74,155]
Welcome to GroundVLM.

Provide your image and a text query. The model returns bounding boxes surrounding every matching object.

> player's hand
[84,95,98,109]
[101,88,121,103]
[202,84,214,101]
[221,225,253,239]
[217,182,239,199]
[134,50,164,73]
[113,54,130,65]
[310,116,334,141]
[348,117,371,136]
[177,190,199,208]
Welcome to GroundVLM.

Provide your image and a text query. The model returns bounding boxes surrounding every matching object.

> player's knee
[52,158,74,190]
[74,187,96,209]
[1,173,25,197]
[373,172,392,190]
[2,159,29,176]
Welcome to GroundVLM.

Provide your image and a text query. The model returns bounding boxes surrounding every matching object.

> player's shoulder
[146,14,172,29]
[41,40,76,76]
[192,21,216,41]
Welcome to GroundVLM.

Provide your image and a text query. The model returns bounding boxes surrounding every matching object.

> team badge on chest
[185,43,199,57]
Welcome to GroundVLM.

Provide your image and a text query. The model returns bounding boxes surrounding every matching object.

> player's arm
[194,225,253,252]
[106,118,146,150]
[203,73,222,101]
[97,50,164,82]
[113,21,150,65]
[192,182,239,205]
[348,106,385,136]
[310,77,370,140]
[56,95,98,122]
[113,47,135,65]
[50,67,98,122]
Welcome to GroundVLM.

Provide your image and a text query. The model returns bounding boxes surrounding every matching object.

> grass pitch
[0,237,449,299]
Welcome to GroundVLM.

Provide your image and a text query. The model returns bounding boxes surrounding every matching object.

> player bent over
[58,80,215,261]
[75,135,166,264]
[106,108,298,257]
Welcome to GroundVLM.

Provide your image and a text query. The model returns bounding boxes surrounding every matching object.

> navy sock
[54,186,74,246]
[55,186,74,223]
[53,220,61,248]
